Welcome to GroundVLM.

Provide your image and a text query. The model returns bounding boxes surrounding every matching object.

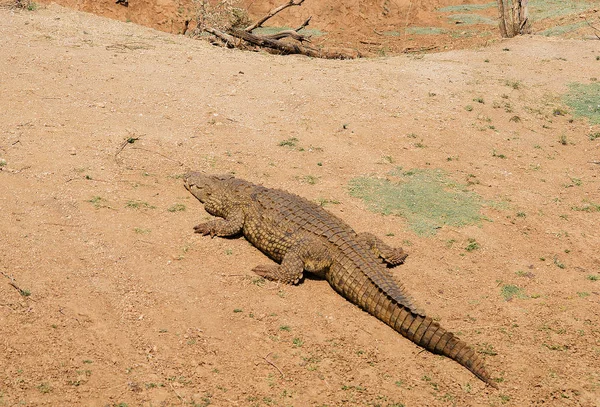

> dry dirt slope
[1,4,600,407]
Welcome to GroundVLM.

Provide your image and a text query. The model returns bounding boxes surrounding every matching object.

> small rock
[69,148,76,155]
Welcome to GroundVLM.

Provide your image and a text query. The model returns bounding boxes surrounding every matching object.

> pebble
[69,148,76,155]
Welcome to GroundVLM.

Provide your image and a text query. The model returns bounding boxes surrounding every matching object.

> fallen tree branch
[260,30,309,42]
[196,0,356,59]
[295,16,311,32]
[205,27,238,47]
[245,0,305,32]
[229,29,352,59]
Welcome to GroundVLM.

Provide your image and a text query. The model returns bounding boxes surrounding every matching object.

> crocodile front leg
[194,208,245,237]
[357,232,408,266]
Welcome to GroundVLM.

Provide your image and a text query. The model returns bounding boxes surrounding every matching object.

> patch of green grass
[504,79,522,89]
[539,21,587,36]
[501,284,527,301]
[126,200,156,209]
[316,198,340,207]
[447,14,496,25]
[167,203,186,212]
[37,382,51,393]
[292,337,304,347]
[478,343,498,356]
[278,137,299,147]
[279,325,291,332]
[465,238,480,252]
[529,0,594,21]
[405,26,447,35]
[133,227,151,234]
[563,82,600,124]
[558,134,568,145]
[88,196,108,209]
[348,168,483,236]
[587,275,600,281]
[302,175,319,185]
[589,132,600,141]
[492,149,506,159]
[571,201,600,212]
[233,308,243,313]
[0,158,6,167]
[465,105,474,111]
[553,257,566,269]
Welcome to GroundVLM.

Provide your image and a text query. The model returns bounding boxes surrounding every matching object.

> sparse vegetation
[501,284,527,300]
[492,149,506,159]
[37,382,51,393]
[167,203,186,212]
[349,169,483,236]
[504,79,521,89]
[558,134,568,145]
[302,175,319,185]
[563,82,600,124]
[278,137,299,147]
[88,196,109,209]
[465,238,480,252]
[126,200,156,209]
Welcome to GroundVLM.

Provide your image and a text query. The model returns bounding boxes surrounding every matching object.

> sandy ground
[1,4,600,407]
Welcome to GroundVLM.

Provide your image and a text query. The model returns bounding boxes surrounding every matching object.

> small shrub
[501,284,526,300]
[278,137,299,147]
[465,238,480,252]
[167,204,186,212]
[558,134,568,145]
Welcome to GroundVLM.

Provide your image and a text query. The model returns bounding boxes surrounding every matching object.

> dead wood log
[198,0,356,59]
[205,27,238,48]
[228,29,353,59]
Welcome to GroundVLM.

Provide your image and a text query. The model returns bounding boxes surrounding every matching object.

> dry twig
[262,352,284,377]
[1,271,30,297]
[582,15,600,40]
[245,0,305,32]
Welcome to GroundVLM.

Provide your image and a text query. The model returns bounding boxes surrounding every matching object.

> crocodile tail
[390,307,498,389]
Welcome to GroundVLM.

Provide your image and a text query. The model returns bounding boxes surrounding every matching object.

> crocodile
[184,172,498,389]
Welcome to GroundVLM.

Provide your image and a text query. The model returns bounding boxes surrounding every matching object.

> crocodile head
[184,172,233,203]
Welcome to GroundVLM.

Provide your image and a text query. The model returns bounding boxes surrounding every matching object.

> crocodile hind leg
[357,232,408,266]
[253,238,332,285]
